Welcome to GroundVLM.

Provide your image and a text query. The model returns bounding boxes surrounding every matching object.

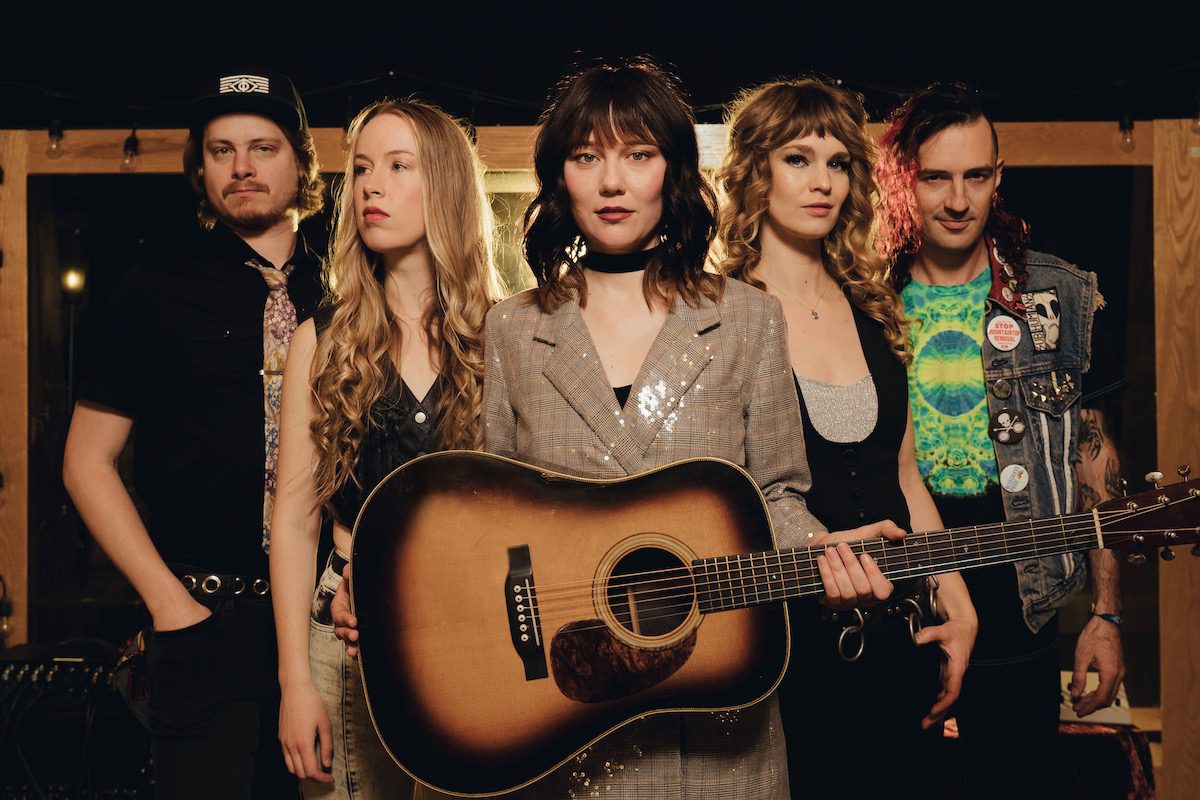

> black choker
[581,244,662,274]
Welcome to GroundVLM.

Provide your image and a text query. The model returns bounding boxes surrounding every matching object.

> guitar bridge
[505,545,548,681]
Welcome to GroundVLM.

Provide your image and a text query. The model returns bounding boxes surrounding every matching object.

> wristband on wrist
[1090,610,1123,627]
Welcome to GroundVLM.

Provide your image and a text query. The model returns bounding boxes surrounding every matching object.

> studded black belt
[171,565,270,601]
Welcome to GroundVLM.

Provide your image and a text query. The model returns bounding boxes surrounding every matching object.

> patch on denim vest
[1022,287,1062,351]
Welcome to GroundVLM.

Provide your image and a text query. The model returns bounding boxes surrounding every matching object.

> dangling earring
[566,234,587,267]
[659,222,674,250]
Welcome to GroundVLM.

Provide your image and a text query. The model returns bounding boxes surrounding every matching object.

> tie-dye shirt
[901,266,998,500]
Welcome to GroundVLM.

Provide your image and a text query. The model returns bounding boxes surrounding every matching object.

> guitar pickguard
[550,619,697,703]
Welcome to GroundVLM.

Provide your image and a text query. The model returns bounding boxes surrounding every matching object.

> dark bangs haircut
[523,57,721,312]
[880,82,1029,289]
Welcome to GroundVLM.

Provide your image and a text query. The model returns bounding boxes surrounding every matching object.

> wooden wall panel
[28,129,188,174]
[863,121,1154,166]
[475,126,538,172]
[1153,118,1200,800]
[26,121,1151,175]
[995,121,1154,166]
[0,131,29,644]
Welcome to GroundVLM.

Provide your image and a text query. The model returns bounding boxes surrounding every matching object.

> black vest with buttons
[796,304,912,535]
[314,306,444,527]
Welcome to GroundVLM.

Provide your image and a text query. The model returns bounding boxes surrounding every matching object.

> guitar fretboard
[692,512,1097,614]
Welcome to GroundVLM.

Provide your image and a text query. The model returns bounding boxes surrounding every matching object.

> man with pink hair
[876,82,1126,799]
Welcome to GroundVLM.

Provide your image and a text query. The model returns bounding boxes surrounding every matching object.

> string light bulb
[121,125,140,171]
[47,120,64,159]
[1116,113,1135,153]
[62,267,86,299]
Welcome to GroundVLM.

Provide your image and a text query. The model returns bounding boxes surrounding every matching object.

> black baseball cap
[189,68,308,137]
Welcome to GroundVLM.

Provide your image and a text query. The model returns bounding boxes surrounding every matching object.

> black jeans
[780,603,945,800]
[954,644,1066,800]
[144,599,297,799]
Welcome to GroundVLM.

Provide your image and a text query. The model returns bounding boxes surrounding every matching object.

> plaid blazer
[476,278,825,799]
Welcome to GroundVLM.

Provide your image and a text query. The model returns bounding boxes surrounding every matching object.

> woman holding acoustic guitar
[715,78,977,799]
[475,59,911,798]
[269,99,501,797]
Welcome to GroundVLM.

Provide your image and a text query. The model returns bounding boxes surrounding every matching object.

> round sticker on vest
[986,315,1022,352]
[999,463,1030,493]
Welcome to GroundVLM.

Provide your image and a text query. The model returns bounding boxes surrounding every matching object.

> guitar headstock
[1097,466,1200,564]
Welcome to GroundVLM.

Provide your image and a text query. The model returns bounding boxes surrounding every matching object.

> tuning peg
[1119,478,1129,496]
[1161,546,1176,561]
[1191,543,1200,557]
[1146,471,1164,489]
[1127,533,1148,565]
[1179,465,1191,482]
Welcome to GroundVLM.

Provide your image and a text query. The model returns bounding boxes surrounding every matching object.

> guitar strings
[532,522,1186,636]
[528,502,1166,601]
[530,501,1169,595]
[514,497,1191,629]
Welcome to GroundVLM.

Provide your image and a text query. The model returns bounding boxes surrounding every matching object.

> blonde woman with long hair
[715,78,976,799]
[269,99,501,798]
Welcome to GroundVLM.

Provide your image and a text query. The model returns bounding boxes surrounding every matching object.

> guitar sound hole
[605,547,693,637]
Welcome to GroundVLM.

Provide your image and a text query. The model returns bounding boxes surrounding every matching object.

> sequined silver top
[793,372,878,443]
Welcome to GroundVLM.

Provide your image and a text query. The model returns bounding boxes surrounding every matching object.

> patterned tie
[247,259,298,553]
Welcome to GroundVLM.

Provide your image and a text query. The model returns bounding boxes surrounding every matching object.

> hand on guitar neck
[328,520,910,658]
[811,520,908,610]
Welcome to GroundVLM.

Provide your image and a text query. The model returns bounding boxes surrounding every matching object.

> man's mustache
[223,181,269,197]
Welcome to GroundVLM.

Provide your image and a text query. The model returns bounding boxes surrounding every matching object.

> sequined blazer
[478,277,824,800]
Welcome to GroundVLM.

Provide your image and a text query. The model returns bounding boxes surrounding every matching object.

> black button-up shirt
[79,223,324,576]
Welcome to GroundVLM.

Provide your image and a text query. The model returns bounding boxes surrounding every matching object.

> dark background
[3,1,1199,130]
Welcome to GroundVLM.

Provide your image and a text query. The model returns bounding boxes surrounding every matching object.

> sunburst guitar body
[350,451,1199,797]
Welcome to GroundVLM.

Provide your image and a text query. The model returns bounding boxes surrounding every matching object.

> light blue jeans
[303,551,415,800]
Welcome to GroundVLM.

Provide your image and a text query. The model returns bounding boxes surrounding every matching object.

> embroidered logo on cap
[219,74,270,94]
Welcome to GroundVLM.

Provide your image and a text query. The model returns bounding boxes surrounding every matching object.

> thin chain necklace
[772,279,831,320]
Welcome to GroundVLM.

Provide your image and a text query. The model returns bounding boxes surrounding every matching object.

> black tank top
[314,306,444,527]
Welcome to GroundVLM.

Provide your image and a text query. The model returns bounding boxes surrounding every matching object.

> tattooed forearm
[1079,412,1104,462]
[1076,408,1121,509]
[1103,456,1122,500]
[1079,484,1102,511]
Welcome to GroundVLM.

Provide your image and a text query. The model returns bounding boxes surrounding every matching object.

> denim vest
[982,247,1098,632]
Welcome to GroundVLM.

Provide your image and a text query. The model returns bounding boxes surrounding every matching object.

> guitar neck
[692,510,1103,614]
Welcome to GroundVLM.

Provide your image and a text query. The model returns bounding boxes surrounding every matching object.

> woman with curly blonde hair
[716,78,976,799]
[269,98,502,798]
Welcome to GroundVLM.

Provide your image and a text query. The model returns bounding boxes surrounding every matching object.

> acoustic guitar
[349,451,1198,797]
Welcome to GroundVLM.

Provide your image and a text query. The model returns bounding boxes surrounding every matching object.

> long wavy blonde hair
[310,100,503,508]
[714,79,909,361]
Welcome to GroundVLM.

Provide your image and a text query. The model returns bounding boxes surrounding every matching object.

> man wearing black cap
[64,69,325,798]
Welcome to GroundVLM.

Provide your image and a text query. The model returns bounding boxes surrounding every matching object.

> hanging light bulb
[47,120,64,159]
[121,125,140,171]
[1116,113,1135,153]
[62,267,86,303]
